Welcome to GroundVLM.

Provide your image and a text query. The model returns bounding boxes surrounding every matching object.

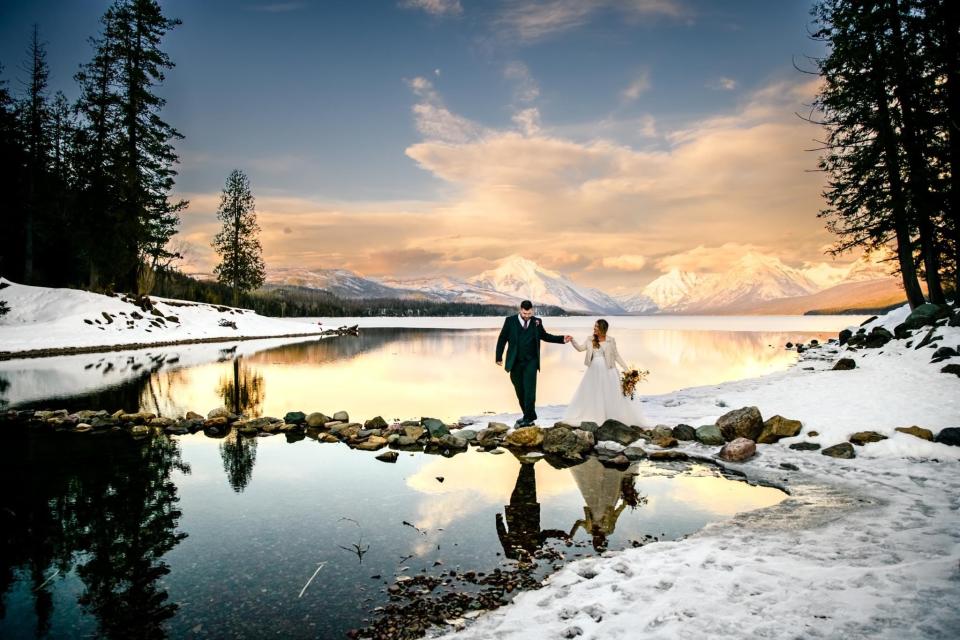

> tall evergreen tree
[20,25,50,284]
[212,169,266,306]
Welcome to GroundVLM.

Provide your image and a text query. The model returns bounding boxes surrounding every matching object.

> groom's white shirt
[516,314,527,328]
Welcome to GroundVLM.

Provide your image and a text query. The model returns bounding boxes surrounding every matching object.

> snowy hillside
[378,275,522,306]
[266,267,402,299]
[0,279,323,355]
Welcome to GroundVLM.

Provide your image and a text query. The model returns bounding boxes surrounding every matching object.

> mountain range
[264,252,904,315]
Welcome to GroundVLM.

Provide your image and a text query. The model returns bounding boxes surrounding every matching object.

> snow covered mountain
[615,291,659,314]
[377,275,522,306]
[266,267,404,299]
[468,255,625,314]
[640,269,703,311]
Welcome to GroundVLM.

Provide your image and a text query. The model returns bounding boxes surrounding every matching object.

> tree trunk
[870,51,926,309]
[887,0,946,304]
[940,2,960,302]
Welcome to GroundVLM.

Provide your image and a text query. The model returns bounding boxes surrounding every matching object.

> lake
[0,315,860,639]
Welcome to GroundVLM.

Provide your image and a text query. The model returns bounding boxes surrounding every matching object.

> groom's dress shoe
[514,419,525,428]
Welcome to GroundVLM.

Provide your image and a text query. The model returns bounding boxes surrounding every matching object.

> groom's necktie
[523,319,528,330]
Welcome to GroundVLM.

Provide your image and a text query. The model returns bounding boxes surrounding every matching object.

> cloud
[407,76,486,143]
[400,0,463,17]
[497,0,688,42]
[600,254,648,271]
[504,61,540,103]
[655,243,765,273]
[512,107,541,135]
[708,76,737,91]
[622,70,651,101]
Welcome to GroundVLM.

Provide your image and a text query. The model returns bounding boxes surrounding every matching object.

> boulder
[821,442,856,458]
[486,422,510,434]
[716,406,764,442]
[376,450,399,463]
[864,326,894,348]
[505,426,544,448]
[394,436,420,447]
[718,437,757,462]
[789,442,821,451]
[120,411,156,424]
[915,328,941,349]
[543,426,594,460]
[207,407,231,420]
[931,346,959,363]
[422,418,450,438]
[284,411,306,424]
[652,436,678,449]
[365,416,389,429]
[941,364,960,378]
[130,425,150,438]
[74,423,93,433]
[623,445,647,460]
[651,425,673,440]
[838,328,852,345]
[849,430,888,446]
[832,358,856,371]
[354,436,388,451]
[649,450,689,461]
[332,410,350,422]
[695,424,725,446]
[577,421,600,433]
[757,415,803,444]
[439,434,468,450]
[185,411,204,421]
[204,416,228,428]
[894,323,911,339]
[602,454,630,468]
[934,427,960,446]
[672,424,697,441]
[475,429,502,447]
[404,425,427,440]
[456,429,478,441]
[595,419,644,446]
[904,303,951,330]
[895,426,934,441]
[331,423,362,439]
[306,412,330,428]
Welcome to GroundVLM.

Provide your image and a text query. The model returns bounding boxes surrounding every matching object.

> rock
[403,425,426,440]
[365,416,389,429]
[941,364,960,378]
[185,411,204,421]
[849,430,888,446]
[577,421,599,433]
[376,450,399,463]
[832,358,856,370]
[238,424,259,435]
[486,422,510,434]
[204,416,228,428]
[672,424,697,441]
[821,442,856,458]
[651,424,673,440]
[395,436,420,447]
[808,430,819,437]
[439,434,468,450]
[603,454,630,468]
[838,328,852,345]
[595,440,626,454]
[757,415,803,444]
[456,429,478,441]
[649,450,689,461]
[718,437,756,462]
[318,433,340,443]
[354,436,388,451]
[120,411,156,424]
[207,407,231,420]
[780,462,799,471]
[785,342,794,349]
[74,423,93,433]
[904,303,951,330]
[895,426,934,441]
[505,426,544,448]
[931,346,959,363]
[915,328,941,349]
[863,326,894,348]
[934,427,960,446]
[422,418,450,438]
[623,445,647,460]
[165,425,189,435]
[331,423,362,439]
[652,436,678,448]
[130,425,150,438]
[716,406,763,442]
[284,411,306,424]
[333,410,349,422]
[789,442,821,451]
[475,429,502,447]
[542,426,594,460]
[695,424,725,446]
[73,409,106,422]
[595,420,644,446]
[306,412,330,428]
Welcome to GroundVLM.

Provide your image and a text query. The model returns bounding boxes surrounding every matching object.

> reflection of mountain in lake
[0,433,188,638]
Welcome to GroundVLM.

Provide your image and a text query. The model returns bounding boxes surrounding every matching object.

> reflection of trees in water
[569,458,647,552]
[0,433,188,638]
[0,374,9,408]
[220,429,257,493]
[216,358,265,416]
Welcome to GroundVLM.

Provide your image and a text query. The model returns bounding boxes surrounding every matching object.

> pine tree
[20,25,50,284]
[212,170,266,306]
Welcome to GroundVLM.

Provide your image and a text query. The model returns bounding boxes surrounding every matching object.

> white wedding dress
[562,337,646,427]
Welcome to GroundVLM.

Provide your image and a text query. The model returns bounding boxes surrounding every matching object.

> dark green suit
[495,315,564,422]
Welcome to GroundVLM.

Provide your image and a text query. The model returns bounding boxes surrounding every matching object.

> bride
[562,319,645,427]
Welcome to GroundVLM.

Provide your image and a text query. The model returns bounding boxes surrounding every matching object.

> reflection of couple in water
[495,457,645,557]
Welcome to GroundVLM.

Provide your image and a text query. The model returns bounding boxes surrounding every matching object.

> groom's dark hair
[520,300,533,310]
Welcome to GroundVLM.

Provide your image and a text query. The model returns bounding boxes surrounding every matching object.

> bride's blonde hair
[592,319,609,350]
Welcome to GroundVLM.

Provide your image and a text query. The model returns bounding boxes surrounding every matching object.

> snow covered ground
[444,305,960,639]
[0,279,324,355]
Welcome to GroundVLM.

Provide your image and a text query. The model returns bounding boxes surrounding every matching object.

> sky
[0,0,842,293]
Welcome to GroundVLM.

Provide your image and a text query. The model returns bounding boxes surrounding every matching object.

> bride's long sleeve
[611,339,629,370]
[570,336,587,352]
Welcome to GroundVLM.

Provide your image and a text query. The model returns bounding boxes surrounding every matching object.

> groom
[495,300,571,427]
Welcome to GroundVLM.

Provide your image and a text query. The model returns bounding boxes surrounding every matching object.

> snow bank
[445,304,960,639]
[0,278,323,355]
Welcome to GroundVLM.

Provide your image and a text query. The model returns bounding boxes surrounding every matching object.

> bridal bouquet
[620,368,649,400]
